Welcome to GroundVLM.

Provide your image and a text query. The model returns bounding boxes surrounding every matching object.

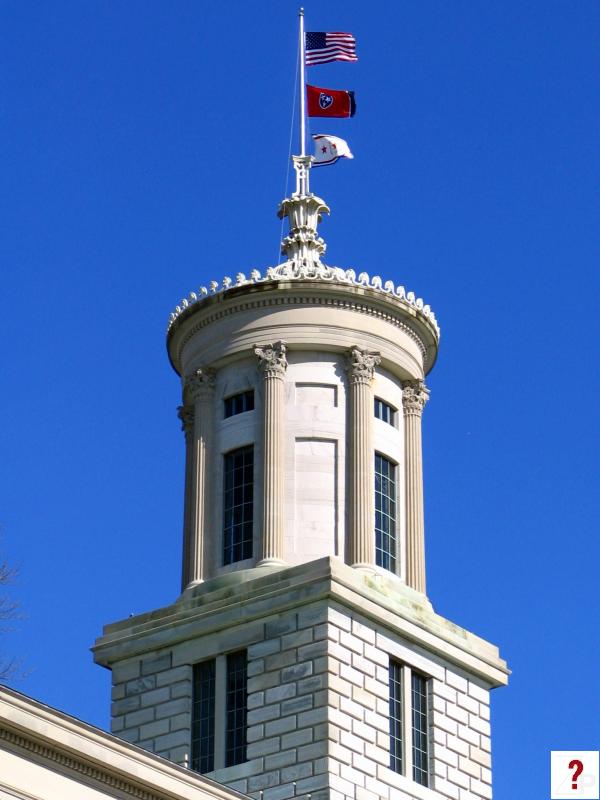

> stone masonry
[98,560,504,800]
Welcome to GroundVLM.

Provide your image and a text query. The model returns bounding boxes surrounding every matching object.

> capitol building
[0,155,508,800]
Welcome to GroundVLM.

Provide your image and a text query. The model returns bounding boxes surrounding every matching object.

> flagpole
[299,7,306,157]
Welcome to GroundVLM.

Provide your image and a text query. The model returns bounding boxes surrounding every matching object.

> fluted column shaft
[346,348,381,569]
[255,342,287,565]
[402,380,430,593]
[178,368,215,590]
[178,405,195,590]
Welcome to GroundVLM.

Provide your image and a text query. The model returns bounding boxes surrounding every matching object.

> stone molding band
[0,727,165,800]
[170,292,435,375]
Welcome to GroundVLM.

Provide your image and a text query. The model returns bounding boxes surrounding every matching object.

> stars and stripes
[305,32,357,66]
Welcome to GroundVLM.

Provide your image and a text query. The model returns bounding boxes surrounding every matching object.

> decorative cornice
[402,380,430,415]
[171,293,434,375]
[0,727,165,800]
[177,404,195,434]
[94,556,509,687]
[183,367,215,402]
[254,341,287,379]
[346,347,381,385]
[166,266,440,339]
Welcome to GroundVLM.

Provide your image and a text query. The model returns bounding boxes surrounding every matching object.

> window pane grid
[191,660,216,774]
[223,446,254,565]
[374,397,396,426]
[225,651,247,767]
[375,453,397,572]
[224,390,255,418]
[411,672,429,786]
[389,660,403,774]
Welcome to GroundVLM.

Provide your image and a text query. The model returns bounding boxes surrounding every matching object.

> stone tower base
[94,558,507,800]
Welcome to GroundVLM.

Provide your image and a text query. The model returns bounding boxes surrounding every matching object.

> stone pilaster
[402,379,430,593]
[346,347,381,570]
[179,367,215,590]
[255,342,287,566]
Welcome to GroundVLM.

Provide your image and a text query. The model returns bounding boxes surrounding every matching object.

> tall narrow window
[411,672,429,786]
[389,659,404,774]
[389,660,431,785]
[191,660,216,774]
[225,650,248,767]
[191,652,248,774]
[224,390,255,419]
[375,397,396,426]
[375,453,397,572]
[223,445,254,565]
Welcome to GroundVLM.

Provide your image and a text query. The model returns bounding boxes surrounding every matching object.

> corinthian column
[346,347,381,570]
[177,404,195,591]
[402,380,430,594]
[178,367,215,590]
[255,342,287,566]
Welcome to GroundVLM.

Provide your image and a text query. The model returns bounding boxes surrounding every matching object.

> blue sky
[1,2,599,798]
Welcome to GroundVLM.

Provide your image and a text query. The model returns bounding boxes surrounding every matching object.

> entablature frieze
[167,268,439,339]
[0,687,243,800]
[167,285,438,379]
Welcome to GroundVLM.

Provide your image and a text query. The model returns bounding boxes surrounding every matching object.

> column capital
[255,341,288,379]
[177,404,195,435]
[184,367,216,402]
[346,347,381,385]
[402,380,430,416]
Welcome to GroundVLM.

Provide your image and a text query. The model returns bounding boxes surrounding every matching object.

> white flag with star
[312,134,354,167]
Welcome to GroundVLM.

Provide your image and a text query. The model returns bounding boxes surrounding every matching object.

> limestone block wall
[110,654,192,765]
[108,599,494,800]
[297,604,493,800]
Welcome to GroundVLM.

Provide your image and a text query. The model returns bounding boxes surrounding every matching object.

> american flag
[305,32,358,66]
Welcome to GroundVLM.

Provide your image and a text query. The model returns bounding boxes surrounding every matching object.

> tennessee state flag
[307,84,356,118]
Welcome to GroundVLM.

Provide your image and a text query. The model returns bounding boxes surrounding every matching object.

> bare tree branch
[0,549,22,681]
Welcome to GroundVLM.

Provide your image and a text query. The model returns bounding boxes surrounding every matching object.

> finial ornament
[255,341,288,379]
[184,367,216,402]
[346,347,381,384]
[292,154,313,197]
[402,380,430,415]
[177,404,195,435]
[277,155,330,270]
